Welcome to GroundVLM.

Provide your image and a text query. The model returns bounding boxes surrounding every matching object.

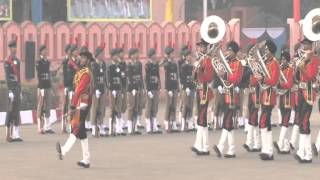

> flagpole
[203,0,208,19]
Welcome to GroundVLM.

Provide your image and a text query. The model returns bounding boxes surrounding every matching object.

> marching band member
[4,40,23,142]
[36,45,55,134]
[126,48,144,135]
[180,49,196,132]
[144,48,162,134]
[89,44,108,137]
[213,41,243,158]
[162,46,179,132]
[191,39,214,155]
[118,48,129,131]
[243,45,261,152]
[273,50,294,154]
[294,38,319,163]
[56,51,94,168]
[256,40,280,161]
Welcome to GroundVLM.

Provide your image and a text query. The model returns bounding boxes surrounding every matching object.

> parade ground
[0,113,320,180]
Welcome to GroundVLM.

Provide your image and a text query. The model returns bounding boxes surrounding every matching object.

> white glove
[112,90,116,98]
[147,91,154,99]
[69,91,74,100]
[64,88,68,96]
[40,89,45,97]
[218,86,224,94]
[234,87,240,93]
[185,88,190,96]
[95,90,101,98]
[80,103,88,110]
[168,91,173,97]
[8,92,14,101]
[132,89,136,96]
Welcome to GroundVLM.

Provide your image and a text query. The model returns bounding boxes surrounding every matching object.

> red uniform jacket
[249,75,260,106]
[299,55,319,104]
[71,67,93,107]
[279,66,294,108]
[225,59,243,105]
[261,57,280,106]
[196,57,214,102]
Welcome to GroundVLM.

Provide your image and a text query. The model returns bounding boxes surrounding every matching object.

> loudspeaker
[25,41,36,79]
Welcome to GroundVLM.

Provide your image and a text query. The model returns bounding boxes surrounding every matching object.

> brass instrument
[278,64,289,95]
[303,8,320,42]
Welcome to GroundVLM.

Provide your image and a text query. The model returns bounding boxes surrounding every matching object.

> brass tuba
[302,8,320,42]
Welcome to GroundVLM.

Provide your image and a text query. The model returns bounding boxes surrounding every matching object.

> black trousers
[279,95,291,128]
[259,105,274,131]
[248,94,259,127]
[196,92,209,127]
[5,86,21,127]
[297,91,312,134]
[71,106,90,140]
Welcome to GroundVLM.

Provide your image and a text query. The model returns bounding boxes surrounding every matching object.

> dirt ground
[1,105,320,180]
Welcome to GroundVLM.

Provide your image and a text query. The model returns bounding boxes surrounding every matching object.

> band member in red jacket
[273,50,294,154]
[243,45,261,153]
[191,39,214,155]
[56,51,94,168]
[255,40,280,161]
[213,41,243,158]
[294,38,319,163]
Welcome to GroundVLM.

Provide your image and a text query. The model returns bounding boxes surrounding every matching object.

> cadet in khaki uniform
[36,45,55,134]
[145,48,162,134]
[162,46,179,132]
[180,49,196,132]
[107,49,123,136]
[126,48,144,135]
[90,45,108,137]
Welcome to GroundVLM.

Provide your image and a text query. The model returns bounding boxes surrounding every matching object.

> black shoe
[199,151,210,156]
[213,145,222,158]
[294,154,303,163]
[191,147,200,155]
[137,125,145,129]
[301,159,312,163]
[271,124,277,128]
[12,138,23,142]
[243,144,253,152]
[312,143,318,156]
[224,154,236,158]
[289,143,295,150]
[279,150,290,154]
[134,131,142,135]
[252,148,261,152]
[77,161,90,168]
[260,153,274,161]
[45,129,55,134]
[56,142,63,160]
[273,142,281,154]
[100,134,108,137]
[153,130,162,134]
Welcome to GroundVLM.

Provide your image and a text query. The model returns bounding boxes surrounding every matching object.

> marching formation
[3,34,320,167]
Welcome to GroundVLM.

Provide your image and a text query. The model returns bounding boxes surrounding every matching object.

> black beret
[39,45,47,53]
[227,41,239,54]
[180,45,189,55]
[8,40,17,48]
[301,37,313,45]
[117,48,124,54]
[80,46,88,53]
[281,51,291,62]
[183,49,192,56]
[65,44,71,53]
[128,48,139,57]
[110,48,118,57]
[95,47,104,57]
[164,46,174,55]
[147,48,156,58]
[265,40,277,54]
[70,45,78,53]
[196,39,209,47]
[80,51,93,60]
